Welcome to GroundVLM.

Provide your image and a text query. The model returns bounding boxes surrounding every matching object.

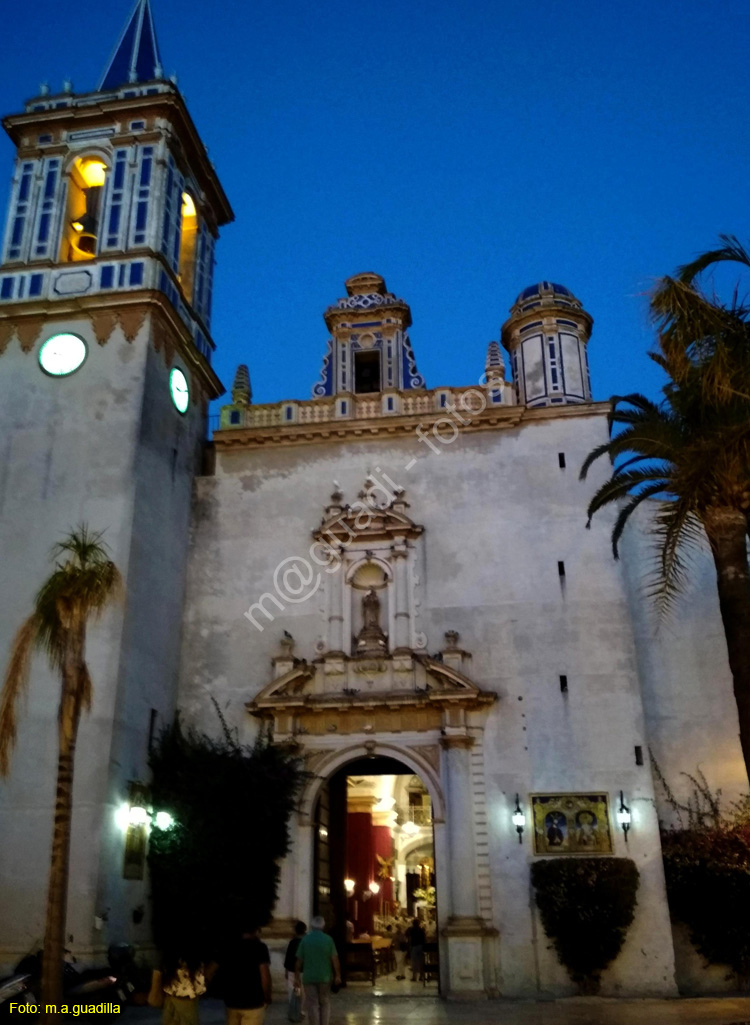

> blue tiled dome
[516,281,573,303]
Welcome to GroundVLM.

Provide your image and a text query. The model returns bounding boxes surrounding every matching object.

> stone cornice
[0,290,224,401]
[215,400,611,451]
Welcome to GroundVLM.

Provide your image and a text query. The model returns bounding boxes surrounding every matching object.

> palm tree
[581,238,750,783]
[0,527,121,1016]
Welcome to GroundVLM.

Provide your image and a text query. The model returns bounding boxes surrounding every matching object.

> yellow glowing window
[178,191,198,301]
[63,156,108,262]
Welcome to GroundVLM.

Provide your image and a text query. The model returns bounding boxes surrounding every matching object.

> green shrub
[148,715,305,956]
[652,758,750,981]
[531,857,640,993]
[661,827,750,979]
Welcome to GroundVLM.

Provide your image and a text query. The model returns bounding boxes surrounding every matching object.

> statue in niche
[355,588,388,657]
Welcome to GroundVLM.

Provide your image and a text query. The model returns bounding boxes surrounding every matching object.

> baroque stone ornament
[90,309,118,346]
[0,320,14,355]
[16,317,44,353]
[117,306,147,342]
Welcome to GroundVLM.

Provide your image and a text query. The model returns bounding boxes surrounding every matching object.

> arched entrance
[311,754,441,994]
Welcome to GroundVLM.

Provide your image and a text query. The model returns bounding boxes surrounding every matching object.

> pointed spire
[485,340,505,381]
[232,365,252,406]
[99,0,164,92]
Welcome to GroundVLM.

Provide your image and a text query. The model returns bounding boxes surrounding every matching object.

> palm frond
[648,500,706,620]
[610,483,668,559]
[585,466,673,526]
[676,235,750,283]
[0,614,40,775]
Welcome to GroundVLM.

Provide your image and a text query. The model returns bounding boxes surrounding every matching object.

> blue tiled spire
[99,0,163,91]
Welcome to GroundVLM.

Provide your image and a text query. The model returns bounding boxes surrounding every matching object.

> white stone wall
[178,406,690,997]
[0,315,206,968]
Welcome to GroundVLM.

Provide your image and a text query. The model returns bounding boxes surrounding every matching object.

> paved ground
[117,994,750,1025]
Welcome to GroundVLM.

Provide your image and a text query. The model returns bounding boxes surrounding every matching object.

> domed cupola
[501,282,593,408]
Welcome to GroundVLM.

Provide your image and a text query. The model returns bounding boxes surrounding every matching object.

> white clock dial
[38,333,87,377]
[169,368,190,414]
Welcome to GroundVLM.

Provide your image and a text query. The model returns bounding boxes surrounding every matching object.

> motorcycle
[0,970,35,1016]
[0,944,135,1012]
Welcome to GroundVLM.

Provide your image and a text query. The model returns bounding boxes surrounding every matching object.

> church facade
[0,0,746,1000]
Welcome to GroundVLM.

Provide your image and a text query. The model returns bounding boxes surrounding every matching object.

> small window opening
[354,349,381,393]
[63,156,107,261]
[635,745,644,766]
[230,410,240,425]
[557,561,566,578]
[559,675,568,694]
[285,406,293,421]
[178,192,198,301]
[558,452,566,469]
[148,709,158,752]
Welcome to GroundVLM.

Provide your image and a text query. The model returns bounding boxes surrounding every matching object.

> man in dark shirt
[220,925,272,1025]
[284,921,307,998]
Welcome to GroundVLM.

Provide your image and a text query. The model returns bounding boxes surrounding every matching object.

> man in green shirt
[294,915,341,1025]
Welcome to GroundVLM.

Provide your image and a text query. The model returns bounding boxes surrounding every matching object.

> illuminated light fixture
[71,221,84,233]
[319,826,329,839]
[182,192,197,218]
[402,819,420,835]
[511,794,526,844]
[369,881,380,894]
[115,803,131,832]
[78,159,107,187]
[616,790,631,843]
[154,811,175,830]
[344,878,355,895]
[128,804,149,826]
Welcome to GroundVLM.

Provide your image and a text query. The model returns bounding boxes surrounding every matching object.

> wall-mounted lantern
[344,878,355,895]
[616,791,631,842]
[512,794,526,844]
[369,881,380,895]
[119,781,150,880]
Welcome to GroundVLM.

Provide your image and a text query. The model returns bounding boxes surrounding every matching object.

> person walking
[406,919,426,982]
[284,921,307,998]
[284,921,307,1021]
[393,922,408,980]
[294,916,341,1025]
[161,949,206,1025]
[219,925,272,1025]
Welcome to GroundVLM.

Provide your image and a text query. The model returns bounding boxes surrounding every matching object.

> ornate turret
[313,272,424,399]
[501,282,593,408]
[232,364,252,405]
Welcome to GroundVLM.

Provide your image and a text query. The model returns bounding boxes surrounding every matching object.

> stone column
[392,542,410,653]
[441,735,480,920]
[328,558,345,654]
[440,734,496,996]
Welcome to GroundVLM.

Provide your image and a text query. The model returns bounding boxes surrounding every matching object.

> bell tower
[0,1,233,963]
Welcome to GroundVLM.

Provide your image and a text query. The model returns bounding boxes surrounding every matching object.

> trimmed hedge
[531,857,639,993]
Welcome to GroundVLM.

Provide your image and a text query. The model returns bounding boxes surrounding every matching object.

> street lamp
[511,794,526,844]
[616,791,631,843]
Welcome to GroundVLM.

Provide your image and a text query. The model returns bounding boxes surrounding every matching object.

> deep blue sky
[2,0,748,406]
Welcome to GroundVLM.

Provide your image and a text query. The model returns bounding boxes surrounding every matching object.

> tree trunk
[41,625,84,1021]
[703,506,750,785]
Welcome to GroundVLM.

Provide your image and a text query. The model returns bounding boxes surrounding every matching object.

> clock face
[38,333,87,377]
[169,368,190,414]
